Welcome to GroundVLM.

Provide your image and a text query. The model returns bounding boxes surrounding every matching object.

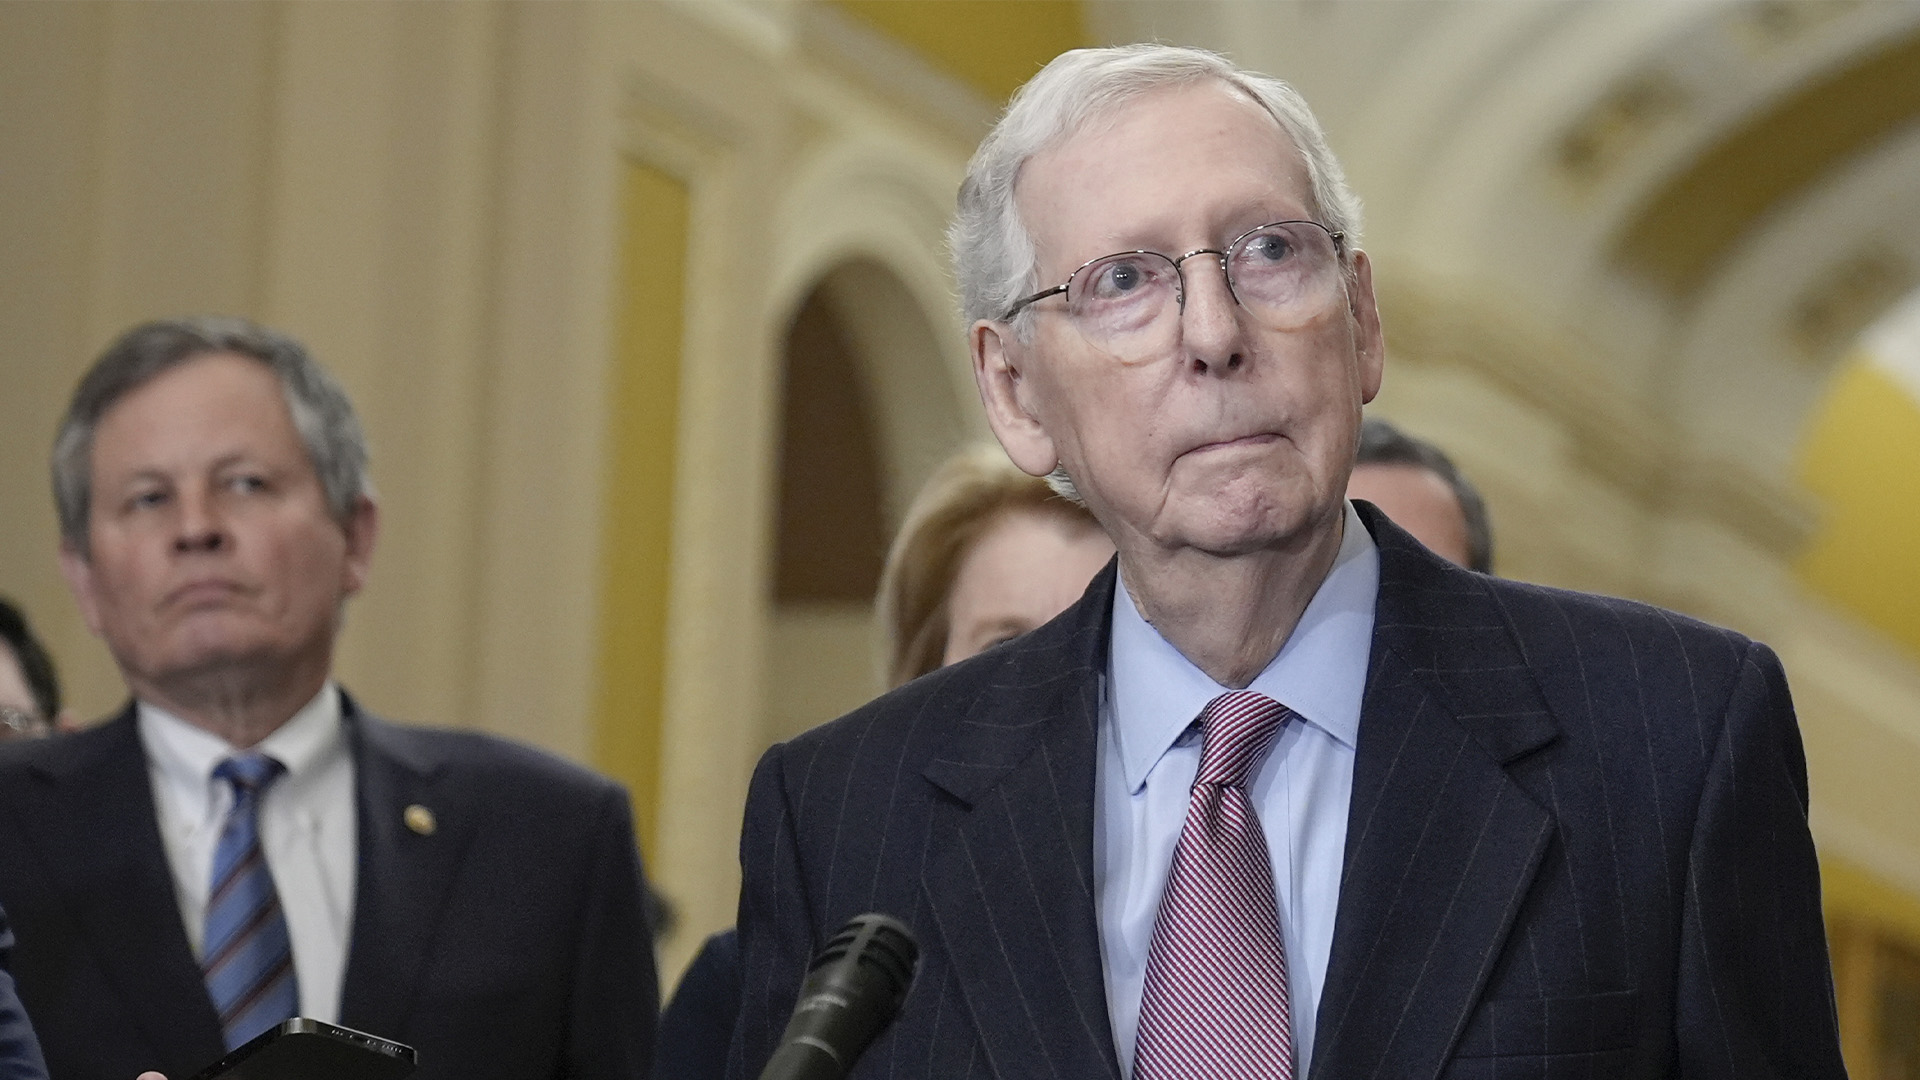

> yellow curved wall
[1795,325,1920,1072]
[1796,356,1920,661]
[594,160,691,861]
[831,0,1085,103]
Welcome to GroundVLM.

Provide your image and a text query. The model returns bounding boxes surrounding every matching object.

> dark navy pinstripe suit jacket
[731,505,1847,1080]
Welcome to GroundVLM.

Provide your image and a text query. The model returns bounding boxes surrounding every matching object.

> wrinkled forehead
[1014,81,1314,271]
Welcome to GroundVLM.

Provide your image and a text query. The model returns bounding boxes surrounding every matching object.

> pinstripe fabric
[1132,692,1294,1080]
[729,504,1847,1080]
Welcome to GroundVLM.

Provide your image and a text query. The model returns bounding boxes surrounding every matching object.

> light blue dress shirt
[1094,501,1379,1075]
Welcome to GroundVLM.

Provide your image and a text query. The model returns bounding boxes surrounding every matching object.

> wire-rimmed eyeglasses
[1001,220,1347,359]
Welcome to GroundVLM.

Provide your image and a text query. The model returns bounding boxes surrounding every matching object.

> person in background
[1345,417,1493,573]
[0,600,67,740]
[878,442,1115,687]
[652,443,1114,1080]
[0,906,47,1080]
[0,316,656,1080]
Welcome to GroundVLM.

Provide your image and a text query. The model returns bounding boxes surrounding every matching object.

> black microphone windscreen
[757,913,920,1080]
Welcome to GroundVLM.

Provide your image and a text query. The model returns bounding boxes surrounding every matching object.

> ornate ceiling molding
[1613,23,1920,300]
[1375,269,1818,560]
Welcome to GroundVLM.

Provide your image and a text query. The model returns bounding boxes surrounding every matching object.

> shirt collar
[138,682,346,812]
[1107,501,1380,794]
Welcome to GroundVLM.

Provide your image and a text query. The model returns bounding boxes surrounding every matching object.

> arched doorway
[766,258,969,741]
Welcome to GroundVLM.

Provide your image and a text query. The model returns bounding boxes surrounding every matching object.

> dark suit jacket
[0,907,47,1080]
[654,928,740,1080]
[729,506,1846,1080]
[0,697,657,1080]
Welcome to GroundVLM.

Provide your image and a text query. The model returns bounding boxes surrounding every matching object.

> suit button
[405,804,437,835]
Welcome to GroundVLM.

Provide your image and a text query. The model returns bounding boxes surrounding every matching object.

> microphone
[757,913,920,1080]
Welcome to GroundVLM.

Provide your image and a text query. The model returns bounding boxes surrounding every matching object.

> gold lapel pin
[404,804,437,836]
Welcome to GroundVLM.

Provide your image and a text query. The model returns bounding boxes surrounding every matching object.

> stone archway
[766,257,969,741]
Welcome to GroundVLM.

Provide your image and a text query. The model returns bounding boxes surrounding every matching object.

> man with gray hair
[732,45,1843,1079]
[0,318,657,1080]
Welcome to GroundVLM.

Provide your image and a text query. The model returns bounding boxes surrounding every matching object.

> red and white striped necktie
[1132,690,1295,1080]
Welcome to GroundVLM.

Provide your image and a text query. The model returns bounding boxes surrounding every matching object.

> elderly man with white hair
[730,45,1844,1080]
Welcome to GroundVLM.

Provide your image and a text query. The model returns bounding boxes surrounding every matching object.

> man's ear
[1348,250,1386,404]
[971,320,1058,479]
[341,494,380,596]
[57,542,104,638]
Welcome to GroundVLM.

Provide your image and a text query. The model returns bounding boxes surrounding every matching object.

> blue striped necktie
[202,753,298,1049]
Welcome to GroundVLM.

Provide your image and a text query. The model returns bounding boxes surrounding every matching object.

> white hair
[948,43,1366,503]
[948,43,1364,331]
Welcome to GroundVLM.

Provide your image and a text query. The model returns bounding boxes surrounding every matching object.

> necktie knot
[1194,691,1289,789]
[213,753,285,796]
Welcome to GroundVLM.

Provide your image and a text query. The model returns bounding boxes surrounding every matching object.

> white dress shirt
[139,683,358,1023]
[1095,501,1379,1074]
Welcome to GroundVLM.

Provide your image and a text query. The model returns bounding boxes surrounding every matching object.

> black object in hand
[187,1019,415,1080]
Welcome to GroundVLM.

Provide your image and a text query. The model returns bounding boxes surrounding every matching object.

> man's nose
[172,490,227,553]
[1178,256,1248,375]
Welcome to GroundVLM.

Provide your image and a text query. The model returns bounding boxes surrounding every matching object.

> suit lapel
[19,709,225,1070]
[1310,508,1559,1080]
[337,702,475,1036]
[920,564,1124,1080]
[910,513,1561,1080]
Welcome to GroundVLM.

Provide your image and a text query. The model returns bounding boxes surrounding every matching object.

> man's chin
[1153,521,1307,561]
[1156,491,1335,558]
[129,639,290,690]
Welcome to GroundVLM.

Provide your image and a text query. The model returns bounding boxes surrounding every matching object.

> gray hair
[52,316,372,553]
[948,43,1364,332]
[948,44,1366,503]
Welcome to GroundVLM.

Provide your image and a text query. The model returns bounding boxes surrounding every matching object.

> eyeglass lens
[1064,221,1342,357]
